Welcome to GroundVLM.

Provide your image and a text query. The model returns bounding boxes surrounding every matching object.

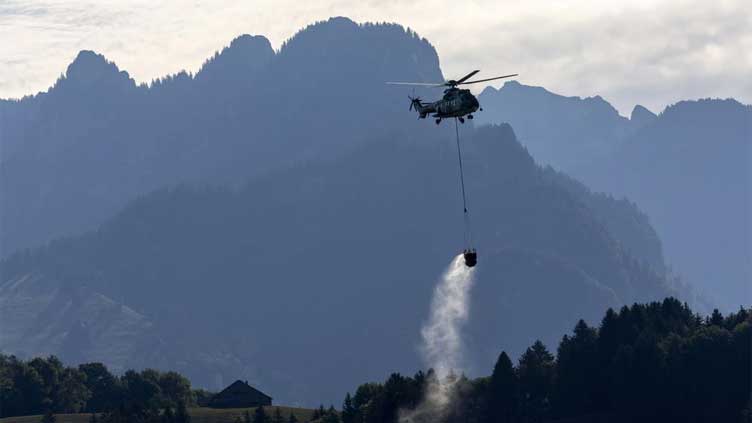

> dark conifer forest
[1,299,749,422]
[343,298,751,423]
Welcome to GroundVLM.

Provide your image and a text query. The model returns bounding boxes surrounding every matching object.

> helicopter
[387,70,518,124]
[388,71,519,267]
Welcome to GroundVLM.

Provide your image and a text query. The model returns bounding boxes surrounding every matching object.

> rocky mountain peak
[66,50,128,83]
[197,34,274,79]
[630,104,658,128]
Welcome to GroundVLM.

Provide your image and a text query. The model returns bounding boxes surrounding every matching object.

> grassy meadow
[0,405,316,423]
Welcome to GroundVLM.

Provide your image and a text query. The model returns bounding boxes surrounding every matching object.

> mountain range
[476,81,640,169]
[0,16,743,406]
[0,122,678,405]
[478,83,751,310]
[1,18,442,256]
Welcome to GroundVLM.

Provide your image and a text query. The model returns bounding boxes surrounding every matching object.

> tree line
[0,352,326,423]
[2,298,749,422]
[0,355,198,421]
[341,298,750,423]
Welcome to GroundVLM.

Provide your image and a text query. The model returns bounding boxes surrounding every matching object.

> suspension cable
[454,117,473,249]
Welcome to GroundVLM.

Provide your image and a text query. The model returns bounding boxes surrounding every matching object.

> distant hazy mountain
[476,82,749,311]
[1,124,681,405]
[0,272,156,372]
[476,81,651,170]
[573,99,751,311]
[0,17,442,256]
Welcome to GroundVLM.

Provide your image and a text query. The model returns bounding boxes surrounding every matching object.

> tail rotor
[408,95,422,112]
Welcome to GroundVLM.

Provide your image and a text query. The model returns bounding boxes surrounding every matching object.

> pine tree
[553,320,599,417]
[341,393,356,423]
[488,351,516,423]
[709,308,724,326]
[517,340,554,421]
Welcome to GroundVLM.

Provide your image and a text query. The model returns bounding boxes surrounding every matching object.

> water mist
[401,255,476,423]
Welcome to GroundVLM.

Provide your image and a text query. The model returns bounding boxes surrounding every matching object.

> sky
[0,0,750,115]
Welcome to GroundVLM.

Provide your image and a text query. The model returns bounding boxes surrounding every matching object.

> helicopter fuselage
[434,88,480,117]
[412,88,480,120]
[390,70,516,124]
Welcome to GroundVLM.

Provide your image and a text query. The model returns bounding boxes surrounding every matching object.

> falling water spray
[401,255,476,423]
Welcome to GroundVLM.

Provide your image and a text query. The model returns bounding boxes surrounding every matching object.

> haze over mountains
[0,17,746,406]
[476,82,638,169]
[1,17,442,256]
[479,83,751,311]
[0,124,678,405]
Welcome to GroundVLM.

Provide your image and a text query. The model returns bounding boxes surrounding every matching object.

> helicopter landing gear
[458,117,465,124]
[435,118,442,125]
[467,114,474,120]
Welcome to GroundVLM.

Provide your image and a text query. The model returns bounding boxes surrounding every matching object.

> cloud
[0,0,749,114]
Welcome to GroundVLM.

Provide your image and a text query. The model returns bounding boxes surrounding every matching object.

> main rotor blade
[386,82,445,87]
[455,70,480,84]
[458,74,518,85]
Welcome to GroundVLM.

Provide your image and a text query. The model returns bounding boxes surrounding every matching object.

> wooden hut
[208,380,272,408]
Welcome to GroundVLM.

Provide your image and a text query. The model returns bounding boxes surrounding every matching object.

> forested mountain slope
[1,124,681,405]
[478,83,750,311]
[573,99,751,310]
